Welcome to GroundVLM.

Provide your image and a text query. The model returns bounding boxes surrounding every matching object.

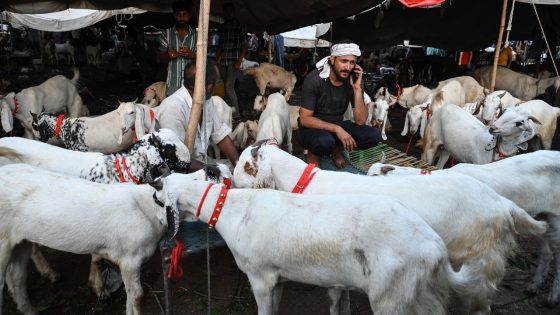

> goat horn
[528,115,542,125]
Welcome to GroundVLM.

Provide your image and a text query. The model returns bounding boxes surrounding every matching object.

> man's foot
[306,151,320,167]
[332,149,347,168]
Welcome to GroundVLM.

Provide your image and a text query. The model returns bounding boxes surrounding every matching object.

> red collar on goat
[12,96,19,116]
[292,163,318,194]
[114,156,140,184]
[195,183,230,228]
[55,114,64,139]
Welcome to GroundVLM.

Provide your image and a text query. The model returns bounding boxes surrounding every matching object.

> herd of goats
[0,60,559,315]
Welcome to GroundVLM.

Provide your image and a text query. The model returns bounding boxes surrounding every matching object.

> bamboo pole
[185,0,211,152]
[490,0,509,92]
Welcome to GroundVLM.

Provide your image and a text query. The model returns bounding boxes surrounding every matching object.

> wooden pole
[490,0,509,92]
[185,0,211,152]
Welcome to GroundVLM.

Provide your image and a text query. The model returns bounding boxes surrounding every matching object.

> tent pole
[490,0,509,92]
[185,0,211,152]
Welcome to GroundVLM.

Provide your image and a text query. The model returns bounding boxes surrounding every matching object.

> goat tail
[0,147,23,161]
[510,204,548,236]
[71,67,80,85]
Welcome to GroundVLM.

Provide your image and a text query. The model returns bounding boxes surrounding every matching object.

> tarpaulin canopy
[281,24,331,48]
[0,8,146,32]
[327,0,560,51]
[0,0,386,34]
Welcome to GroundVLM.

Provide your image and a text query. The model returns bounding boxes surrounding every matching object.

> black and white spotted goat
[0,128,198,300]
[30,100,156,153]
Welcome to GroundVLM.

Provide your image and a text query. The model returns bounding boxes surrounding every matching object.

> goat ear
[517,121,537,146]
[419,111,428,139]
[1,102,14,133]
[381,112,388,140]
[380,165,395,175]
[134,105,146,140]
[401,111,410,136]
[151,133,164,149]
[485,135,498,151]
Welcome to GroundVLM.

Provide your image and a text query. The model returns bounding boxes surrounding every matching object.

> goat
[480,90,523,124]
[30,101,155,153]
[472,66,560,101]
[367,150,560,306]
[141,81,167,108]
[85,44,101,65]
[421,104,539,168]
[244,63,297,101]
[374,84,431,108]
[0,164,177,315]
[231,120,258,150]
[45,40,76,65]
[239,58,259,71]
[233,141,547,314]
[154,172,482,315]
[0,68,83,139]
[255,93,292,153]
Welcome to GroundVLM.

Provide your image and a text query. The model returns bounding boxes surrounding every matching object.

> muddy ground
[1,63,560,315]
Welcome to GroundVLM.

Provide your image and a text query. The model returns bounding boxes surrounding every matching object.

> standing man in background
[159,0,197,96]
[216,2,248,114]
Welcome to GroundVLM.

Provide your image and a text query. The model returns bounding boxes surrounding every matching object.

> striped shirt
[159,25,197,91]
[218,19,246,66]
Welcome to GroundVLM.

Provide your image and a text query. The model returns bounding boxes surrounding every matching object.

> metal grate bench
[347,143,438,174]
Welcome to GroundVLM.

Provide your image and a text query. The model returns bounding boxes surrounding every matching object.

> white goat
[231,120,258,150]
[255,93,292,153]
[233,141,547,314]
[30,101,155,153]
[0,164,180,315]
[288,105,300,131]
[239,58,259,71]
[421,104,539,168]
[374,84,431,108]
[208,96,235,159]
[434,75,486,103]
[244,63,297,101]
[155,172,481,315]
[0,68,83,139]
[45,40,76,65]
[480,90,522,124]
[141,81,167,108]
[85,44,101,65]
[504,100,560,150]
[367,150,560,306]
[401,80,466,138]
[473,66,560,101]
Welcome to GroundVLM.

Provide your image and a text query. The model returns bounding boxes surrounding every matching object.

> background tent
[327,0,560,51]
[281,24,331,48]
[0,8,146,32]
[0,0,386,34]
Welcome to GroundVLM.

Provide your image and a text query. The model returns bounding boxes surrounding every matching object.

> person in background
[156,59,239,170]
[216,2,248,114]
[159,0,197,96]
[498,42,513,68]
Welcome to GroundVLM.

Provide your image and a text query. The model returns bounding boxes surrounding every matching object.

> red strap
[167,237,184,281]
[396,83,402,103]
[426,109,431,120]
[55,114,64,139]
[12,96,19,116]
[149,109,155,122]
[496,147,507,159]
[405,133,414,155]
[223,178,232,189]
[195,183,214,218]
[291,163,317,194]
[208,187,229,229]
[420,169,432,175]
[114,157,127,183]
[121,157,141,184]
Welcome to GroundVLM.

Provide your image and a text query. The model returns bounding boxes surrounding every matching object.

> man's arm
[158,29,177,63]
[351,64,367,125]
[217,136,238,166]
[299,108,356,151]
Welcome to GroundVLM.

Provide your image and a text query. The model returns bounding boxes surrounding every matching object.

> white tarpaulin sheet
[1,8,146,32]
[281,24,331,48]
[515,0,560,4]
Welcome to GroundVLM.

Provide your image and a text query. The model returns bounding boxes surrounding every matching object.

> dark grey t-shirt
[301,69,355,123]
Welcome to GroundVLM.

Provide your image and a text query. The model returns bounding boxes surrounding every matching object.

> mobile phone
[351,68,359,81]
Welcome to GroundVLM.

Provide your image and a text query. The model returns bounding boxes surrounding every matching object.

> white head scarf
[316,43,362,78]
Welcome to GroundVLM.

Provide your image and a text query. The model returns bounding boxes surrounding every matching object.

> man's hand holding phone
[350,64,363,90]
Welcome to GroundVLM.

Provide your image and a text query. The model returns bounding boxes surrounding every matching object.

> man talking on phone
[299,41,382,168]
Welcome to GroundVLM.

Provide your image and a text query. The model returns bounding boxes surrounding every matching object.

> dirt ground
[2,64,560,314]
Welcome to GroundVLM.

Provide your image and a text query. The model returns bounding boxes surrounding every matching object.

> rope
[531,0,560,77]
[504,0,516,44]
[404,134,414,154]
[167,237,184,282]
